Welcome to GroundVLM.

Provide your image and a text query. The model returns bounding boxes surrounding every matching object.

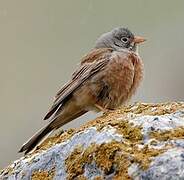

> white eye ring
[121,37,128,43]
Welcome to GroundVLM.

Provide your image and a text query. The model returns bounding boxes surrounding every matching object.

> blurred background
[0,0,184,168]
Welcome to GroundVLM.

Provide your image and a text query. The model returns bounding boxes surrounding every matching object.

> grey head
[95,27,145,52]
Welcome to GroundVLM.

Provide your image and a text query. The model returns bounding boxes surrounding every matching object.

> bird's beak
[133,36,146,44]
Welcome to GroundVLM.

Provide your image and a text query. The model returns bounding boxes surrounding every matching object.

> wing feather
[44,49,111,120]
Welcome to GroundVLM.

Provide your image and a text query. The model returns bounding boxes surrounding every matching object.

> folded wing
[44,48,112,120]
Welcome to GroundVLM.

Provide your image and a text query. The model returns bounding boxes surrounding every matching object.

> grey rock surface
[1,102,184,180]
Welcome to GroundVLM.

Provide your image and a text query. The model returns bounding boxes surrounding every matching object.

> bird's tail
[19,108,87,154]
[18,123,53,154]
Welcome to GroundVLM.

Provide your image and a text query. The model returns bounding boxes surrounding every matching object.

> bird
[19,27,145,154]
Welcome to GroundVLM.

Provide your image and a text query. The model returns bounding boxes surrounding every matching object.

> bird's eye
[121,37,129,43]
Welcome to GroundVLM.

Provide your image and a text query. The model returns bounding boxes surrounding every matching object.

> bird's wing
[44,48,112,120]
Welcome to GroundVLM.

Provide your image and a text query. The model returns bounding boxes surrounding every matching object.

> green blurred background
[0,0,184,168]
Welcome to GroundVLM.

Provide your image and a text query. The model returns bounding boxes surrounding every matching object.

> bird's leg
[95,104,112,113]
[95,103,107,112]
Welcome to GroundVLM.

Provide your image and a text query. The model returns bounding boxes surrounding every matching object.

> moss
[31,168,55,180]
[65,141,167,180]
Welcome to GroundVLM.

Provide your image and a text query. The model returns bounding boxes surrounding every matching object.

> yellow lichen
[31,168,55,180]
[65,141,167,180]
[65,115,145,180]
[119,102,184,116]
[76,175,87,180]
[31,102,184,179]
[30,102,184,154]
[65,145,84,179]
[150,127,184,141]
[94,176,104,180]
[110,120,143,143]
[1,102,184,179]
[34,128,75,153]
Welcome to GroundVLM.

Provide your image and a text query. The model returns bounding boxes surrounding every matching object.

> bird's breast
[102,51,144,108]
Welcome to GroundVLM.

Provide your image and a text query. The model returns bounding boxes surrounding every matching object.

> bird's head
[95,27,146,52]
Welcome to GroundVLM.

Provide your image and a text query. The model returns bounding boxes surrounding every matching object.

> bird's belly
[98,53,143,109]
[103,70,131,109]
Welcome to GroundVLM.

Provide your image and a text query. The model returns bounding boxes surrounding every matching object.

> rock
[1,102,184,180]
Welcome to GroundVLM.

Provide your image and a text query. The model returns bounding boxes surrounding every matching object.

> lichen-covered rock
[1,102,184,180]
